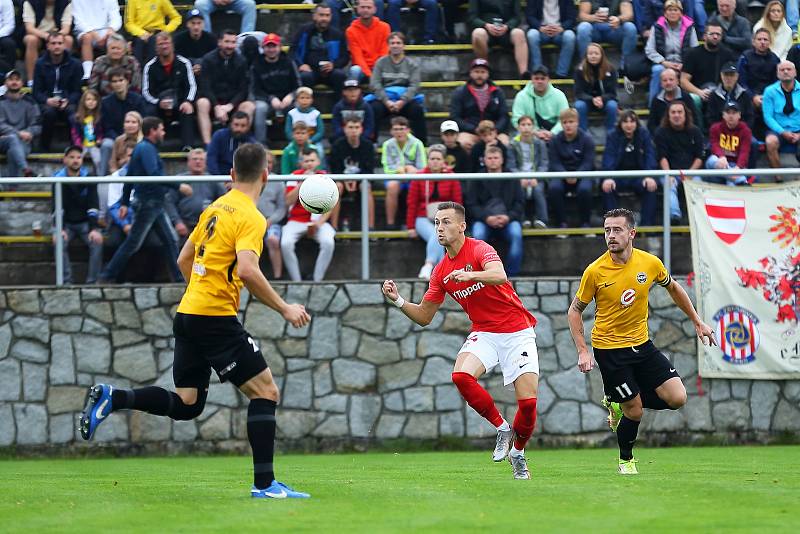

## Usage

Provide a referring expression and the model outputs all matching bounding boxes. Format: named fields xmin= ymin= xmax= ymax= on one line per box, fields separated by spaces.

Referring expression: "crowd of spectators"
xmin=0 ymin=0 xmax=798 ymax=282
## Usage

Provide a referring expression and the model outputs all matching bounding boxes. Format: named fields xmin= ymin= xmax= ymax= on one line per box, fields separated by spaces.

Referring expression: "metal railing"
xmin=1 ymin=167 xmax=797 ymax=284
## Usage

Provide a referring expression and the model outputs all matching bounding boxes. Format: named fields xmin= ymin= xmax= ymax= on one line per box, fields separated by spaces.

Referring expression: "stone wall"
xmin=1 ymin=281 xmax=799 ymax=454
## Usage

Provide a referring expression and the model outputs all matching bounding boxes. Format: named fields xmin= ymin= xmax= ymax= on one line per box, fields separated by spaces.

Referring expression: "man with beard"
xmin=206 ymin=111 xmax=256 ymax=176
xmin=681 ymin=23 xmax=736 ymax=116
xmin=252 ymin=33 xmax=301 ymax=144
xmin=196 ymin=29 xmax=254 ymax=145
xmin=0 ymin=69 xmax=39 ymax=178
xmin=290 ymin=3 xmax=352 ymax=97
xmin=450 ymin=58 xmax=510 ymax=152
xmin=33 ymin=31 xmax=82 ymax=151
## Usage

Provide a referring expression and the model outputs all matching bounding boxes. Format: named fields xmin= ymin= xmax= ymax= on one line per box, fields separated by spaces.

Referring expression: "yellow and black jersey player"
xmin=567 ymin=208 xmax=715 ymax=475
xmin=80 ymin=143 xmax=313 ymax=499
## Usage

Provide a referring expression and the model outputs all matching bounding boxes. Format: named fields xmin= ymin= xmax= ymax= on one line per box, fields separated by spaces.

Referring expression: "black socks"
xmin=110 ymin=387 xmax=206 ymax=420
xmin=617 ymin=416 xmax=641 ymax=461
xmin=248 ymin=398 xmax=278 ymax=490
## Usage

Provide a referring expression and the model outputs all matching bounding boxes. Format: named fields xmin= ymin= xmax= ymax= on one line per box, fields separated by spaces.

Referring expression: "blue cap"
xmin=187 ymin=8 xmax=203 ymax=20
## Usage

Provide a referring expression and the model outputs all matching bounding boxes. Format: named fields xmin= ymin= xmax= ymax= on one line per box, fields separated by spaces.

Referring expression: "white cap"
xmin=440 ymin=120 xmax=459 ymax=133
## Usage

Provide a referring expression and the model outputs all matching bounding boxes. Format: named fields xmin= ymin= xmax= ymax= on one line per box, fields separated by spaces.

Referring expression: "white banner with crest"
xmin=685 ymin=180 xmax=800 ymax=379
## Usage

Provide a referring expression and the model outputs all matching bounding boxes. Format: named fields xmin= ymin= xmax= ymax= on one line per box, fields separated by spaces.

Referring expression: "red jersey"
xmin=424 ymin=238 xmax=537 ymax=333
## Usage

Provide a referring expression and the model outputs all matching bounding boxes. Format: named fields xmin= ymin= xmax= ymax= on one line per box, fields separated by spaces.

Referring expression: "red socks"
xmin=451 ymin=372 xmax=504 ymax=427
xmin=512 ymin=398 xmax=537 ymax=450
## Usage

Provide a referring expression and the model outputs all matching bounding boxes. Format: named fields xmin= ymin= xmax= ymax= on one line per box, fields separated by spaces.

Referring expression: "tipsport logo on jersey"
xmin=713 ymin=305 xmax=760 ymax=364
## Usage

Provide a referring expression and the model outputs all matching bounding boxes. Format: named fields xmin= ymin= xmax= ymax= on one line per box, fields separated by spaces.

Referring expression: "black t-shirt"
xmin=654 ymin=126 xmax=705 ymax=169
xmin=174 ymin=30 xmax=218 ymax=63
xmin=682 ymin=45 xmax=736 ymax=89
xmin=618 ymin=137 xmax=639 ymax=170
xmin=305 ymin=30 xmax=330 ymax=68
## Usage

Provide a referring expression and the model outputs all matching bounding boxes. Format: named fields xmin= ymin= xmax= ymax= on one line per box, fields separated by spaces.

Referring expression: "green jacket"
xmin=381 ymin=134 xmax=427 ymax=174
xmin=281 ymin=141 xmax=326 ymax=175
xmin=511 ymin=82 xmax=569 ymax=133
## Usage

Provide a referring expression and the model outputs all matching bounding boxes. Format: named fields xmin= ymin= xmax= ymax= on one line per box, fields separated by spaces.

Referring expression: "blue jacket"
xmin=763 ymin=80 xmax=800 ymax=134
xmin=525 ymin=0 xmax=576 ymax=30
xmin=122 ymin=139 xmax=177 ymax=206
xmin=602 ymin=126 xmax=657 ymax=171
xmin=33 ymin=52 xmax=83 ymax=107
xmin=548 ymin=130 xmax=594 ymax=172
xmin=290 ymin=22 xmax=350 ymax=69
xmin=206 ymin=128 xmax=257 ymax=176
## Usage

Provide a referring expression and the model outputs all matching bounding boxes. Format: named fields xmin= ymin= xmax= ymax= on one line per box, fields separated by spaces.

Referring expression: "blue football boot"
xmin=79 ymin=384 xmax=113 ymax=440
xmin=251 ymin=481 xmax=311 ymax=499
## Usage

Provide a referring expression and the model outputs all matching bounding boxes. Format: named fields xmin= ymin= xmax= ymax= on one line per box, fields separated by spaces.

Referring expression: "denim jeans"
xmin=99 ymin=199 xmax=183 ymax=282
xmin=601 ymin=178 xmax=658 ymax=226
xmin=386 ymin=0 xmax=440 ymax=41
xmin=787 ymin=0 xmax=799 ymax=34
xmin=547 ymin=178 xmax=594 ymax=226
xmin=58 ymin=221 xmax=103 ymax=284
xmin=576 ymin=21 xmax=637 ymax=68
xmin=99 ymin=138 xmax=114 ymax=177
xmin=414 ymin=216 xmax=444 ymax=264
xmin=523 ymin=180 xmax=549 ymax=225
xmin=195 ymin=0 xmax=256 ymax=33
xmin=0 ymin=134 xmax=31 ymax=177
xmin=575 ymin=98 xmax=618 ymax=133
xmin=704 ymin=156 xmax=747 ymax=185
xmin=327 ymin=0 xmax=384 ymax=29
xmin=471 ymin=220 xmax=523 ymax=276
xmin=526 ymin=28 xmax=576 ymax=78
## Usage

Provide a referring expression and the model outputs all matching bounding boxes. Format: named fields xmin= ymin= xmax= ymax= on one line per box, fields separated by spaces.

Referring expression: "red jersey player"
xmin=381 ymin=201 xmax=539 ymax=480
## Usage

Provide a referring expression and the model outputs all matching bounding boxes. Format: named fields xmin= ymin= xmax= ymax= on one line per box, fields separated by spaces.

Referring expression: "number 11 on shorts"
xmin=615 ymin=383 xmax=633 ymax=398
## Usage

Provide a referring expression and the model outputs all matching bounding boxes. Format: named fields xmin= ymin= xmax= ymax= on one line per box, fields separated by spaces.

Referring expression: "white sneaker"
xmin=417 ymin=263 xmax=433 ymax=280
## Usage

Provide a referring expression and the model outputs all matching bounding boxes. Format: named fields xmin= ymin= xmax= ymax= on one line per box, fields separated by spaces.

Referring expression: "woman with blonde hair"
xmin=109 ymin=111 xmax=143 ymax=174
xmin=754 ymin=1 xmax=793 ymax=60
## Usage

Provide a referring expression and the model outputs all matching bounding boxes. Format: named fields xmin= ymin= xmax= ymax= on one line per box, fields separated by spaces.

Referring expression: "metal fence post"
xmin=662 ymin=172 xmax=671 ymax=272
xmin=360 ymin=178 xmax=370 ymax=280
xmin=54 ymin=181 xmax=64 ymax=286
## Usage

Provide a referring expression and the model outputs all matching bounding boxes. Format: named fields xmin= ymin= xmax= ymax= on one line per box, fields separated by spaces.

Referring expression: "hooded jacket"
xmin=199 ymin=49 xmax=250 ymax=107
xmin=0 ymin=93 xmax=42 ymax=138
xmin=602 ymin=126 xmax=657 ymax=171
xmin=645 ymin=15 xmax=697 ymax=64
xmin=345 ymin=17 xmax=390 ymax=77
xmin=207 ymin=127 xmax=257 ymax=176
xmin=331 ymin=95 xmax=375 ymax=140
xmin=465 ymin=176 xmax=525 ymax=223
xmin=54 ymin=166 xmax=99 ymax=228
xmin=406 ymin=172 xmax=463 ymax=230
xmin=251 ymin=52 xmax=301 ymax=101
xmin=511 ymin=81 xmax=569 ymax=132
xmin=450 ymin=81 xmax=509 ymax=133
xmin=290 ymin=21 xmax=350 ymax=69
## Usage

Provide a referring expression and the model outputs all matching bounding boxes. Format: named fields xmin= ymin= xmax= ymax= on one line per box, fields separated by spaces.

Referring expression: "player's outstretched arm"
xmin=567 ymin=298 xmax=595 ymax=373
xmin=665 ymin=279 xmax=717 ymax=346
xmin=177 ymin=240 xmax=195 ymax=283
xmin=381 ymin=279 xmax=441 ymax=326
xmin=237 ymin=250 xmax=310 ymax=328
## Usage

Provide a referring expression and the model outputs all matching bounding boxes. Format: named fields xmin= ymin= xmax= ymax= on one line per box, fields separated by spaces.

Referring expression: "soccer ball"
xmin=299 ymin=175 xmax=339 ymax=214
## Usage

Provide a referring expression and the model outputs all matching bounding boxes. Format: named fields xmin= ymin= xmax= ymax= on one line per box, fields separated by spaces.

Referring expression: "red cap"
xmin=263 ymin=33 xmax=281 ymax=46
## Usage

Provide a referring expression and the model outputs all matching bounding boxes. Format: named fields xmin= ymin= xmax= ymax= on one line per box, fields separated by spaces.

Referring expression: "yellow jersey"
xmin=576 ymin=248 xmax=671 ymax=349
xmin=177 ymin=188 xmax=266 ymax=317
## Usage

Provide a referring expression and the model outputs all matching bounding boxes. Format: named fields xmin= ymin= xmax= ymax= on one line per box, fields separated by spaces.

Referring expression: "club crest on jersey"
xmin=636 ymin=272 xmax=647 ymax=284
xmin=713 ymin=305 xmax=759 ymax=364
xmin=464 ymin=264 xmax=473 ymax=272
xmin=620 ymin=288 xmax=636 ymax=307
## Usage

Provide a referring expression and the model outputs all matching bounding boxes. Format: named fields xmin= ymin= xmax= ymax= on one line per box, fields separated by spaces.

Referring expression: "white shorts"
xmin=78 ymin=28 xmax=110 ymax=43
xmin=458 ymin=327 xmax=540 ymax=386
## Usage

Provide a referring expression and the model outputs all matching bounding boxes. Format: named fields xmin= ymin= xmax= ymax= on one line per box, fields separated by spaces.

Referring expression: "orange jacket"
xmin=345 ymin=18 xmax=390 ymax=78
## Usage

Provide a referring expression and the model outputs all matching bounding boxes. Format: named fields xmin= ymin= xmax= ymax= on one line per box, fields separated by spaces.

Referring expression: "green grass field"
xmin=1 ymin=447 xmax=799 ymax=533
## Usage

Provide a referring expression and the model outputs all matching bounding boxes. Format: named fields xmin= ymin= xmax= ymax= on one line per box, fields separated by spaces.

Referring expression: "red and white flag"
xmin=705 ymin=198 xmax=746 ymax=244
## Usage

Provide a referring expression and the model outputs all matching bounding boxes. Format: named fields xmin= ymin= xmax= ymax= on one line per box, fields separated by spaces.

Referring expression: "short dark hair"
xmin=142 ymin=116 xmax=164 ymax=136
xmin=344 ymin=117 xmax=363 ymax=126
xmin=221 ymin=29 xmax=238 ymax=38
xmin=231 ymin=110 xmax=250 ymax=122
xmin=437 ymin=201 xmax=466 ymax=221
xmin=390 ymin=116 xmax=409 ymax=128
xmin=603 ymin=208 xmax=636 ymax=228
xmin=108 ymin=67 xmax=127 ymax=81
xmin=313 ymin=2 xmax=332 ymax=12
xmin=46 ymin=30 xmax=63 ymax=43
xmin=302 ymin=147 xmax=320 ymax=158
xmin=233 ymin=143 xmax=267 ymax=183
xmin=485 ymin=145 xmax=504 ymax=158
xmin=754 ymin=27 xmax=772 ymax=40
xmin=388 ymin=31 xmax=406 ymax=43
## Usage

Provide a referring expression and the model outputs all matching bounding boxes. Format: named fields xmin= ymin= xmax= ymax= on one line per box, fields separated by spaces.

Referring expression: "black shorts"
xmin=488 ymin=31 xmax=514 ymax=48
xmin=173 ymin=312 xmax=268 ymax=389
xmin=592 ymin=340 xmax=680 ymax=403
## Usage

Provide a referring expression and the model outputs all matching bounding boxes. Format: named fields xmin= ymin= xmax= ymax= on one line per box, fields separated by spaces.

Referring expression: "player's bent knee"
xmin=173 ymin=388 xmax=208 ymax=420
xmin=668 ymin=390 xmax=688 ymax=409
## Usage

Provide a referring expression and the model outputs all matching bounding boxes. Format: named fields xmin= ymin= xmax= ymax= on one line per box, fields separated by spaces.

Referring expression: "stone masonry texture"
xmin=0 ymin=281 xmax=798 ymax=453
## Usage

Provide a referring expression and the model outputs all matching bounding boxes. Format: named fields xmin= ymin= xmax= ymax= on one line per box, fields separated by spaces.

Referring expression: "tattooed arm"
xmin=567 ymin=297 xmax=595 ymax=373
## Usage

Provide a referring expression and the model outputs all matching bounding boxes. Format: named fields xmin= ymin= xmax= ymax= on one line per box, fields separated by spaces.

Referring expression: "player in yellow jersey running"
xmin=80 ymin=144 xmax=313 ymax=499
xmin=567 ymin=208 xmax=715 ymax=475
